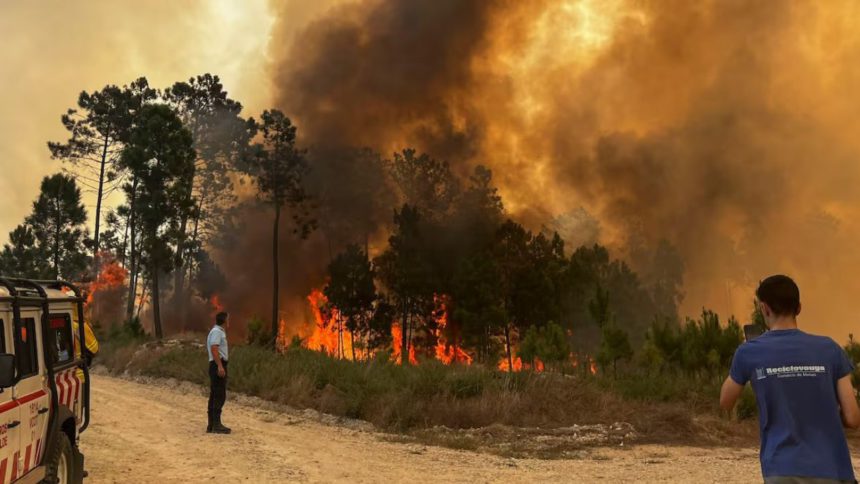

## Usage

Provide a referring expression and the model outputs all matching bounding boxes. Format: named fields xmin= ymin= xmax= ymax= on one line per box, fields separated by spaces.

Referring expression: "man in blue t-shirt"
xmin=721 ymin=275 xmax=860 ymax=483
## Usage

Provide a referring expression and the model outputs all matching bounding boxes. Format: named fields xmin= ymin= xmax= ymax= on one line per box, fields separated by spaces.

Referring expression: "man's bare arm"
xmin=836 ymin=375 xmax=860 ymax=429
xmin=720 ymin=376 xmax=744 ymax=411
xmin=211 ymin=344 xmax=225 ymax=377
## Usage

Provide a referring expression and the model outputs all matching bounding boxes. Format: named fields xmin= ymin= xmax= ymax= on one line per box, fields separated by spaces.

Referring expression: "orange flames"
xmin=390 ymin=322 xmax=418 ymax=365
xmin=432 ymin=295 xmax=472 ymax=365
xmin=497 ymin=351 xmax=544 ymax=373
xmin=305 ymin=289 xmax=343 ymax=357
xmin=285 ymin=287 xmax=598 ymax=375
xmin=276 ymin=318 xmax=289 ymax=351
xmin=301 ymin=289 xmax=368 ymax=360
xmin=85 ymin=259 xmax=127 ymax=308
xmin=210 ymin=294 xmax=224 ymax=314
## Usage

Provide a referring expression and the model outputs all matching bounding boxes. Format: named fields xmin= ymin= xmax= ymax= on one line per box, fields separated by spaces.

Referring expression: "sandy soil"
xmin=79 ymin=374 xmax=857 ymax=483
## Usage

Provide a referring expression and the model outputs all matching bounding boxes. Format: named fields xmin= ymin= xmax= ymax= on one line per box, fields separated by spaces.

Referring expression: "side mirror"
xmin=0 ymin=354 xmax=15 ymax=388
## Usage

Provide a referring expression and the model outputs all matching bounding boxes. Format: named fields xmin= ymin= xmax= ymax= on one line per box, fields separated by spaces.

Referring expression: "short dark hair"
xmin=216 ymin=312 xmax=229 ymax=326
xmin=756 ymin=275 xmax=800 ymax=317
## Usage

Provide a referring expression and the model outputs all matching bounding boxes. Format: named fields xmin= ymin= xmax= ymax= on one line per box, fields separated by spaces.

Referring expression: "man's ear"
xmin=760 ymin=302 xmax=773 ymax=319
xmin=796 ymin=302 xmax=802 ymax=317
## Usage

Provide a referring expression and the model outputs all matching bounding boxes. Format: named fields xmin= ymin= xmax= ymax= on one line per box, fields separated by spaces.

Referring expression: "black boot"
xmin=212 ymin=417 xmax=231 ymax=434
xmin=206 ymin=414 xmax=214 ymax=433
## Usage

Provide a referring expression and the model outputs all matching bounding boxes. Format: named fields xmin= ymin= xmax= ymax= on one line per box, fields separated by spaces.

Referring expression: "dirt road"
xmin=79 ymin=374 xmax=854 ymax=483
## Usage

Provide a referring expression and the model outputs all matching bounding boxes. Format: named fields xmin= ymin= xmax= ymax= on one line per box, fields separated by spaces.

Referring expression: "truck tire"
xmin=41 ymin=432 xmax=73 ymax=484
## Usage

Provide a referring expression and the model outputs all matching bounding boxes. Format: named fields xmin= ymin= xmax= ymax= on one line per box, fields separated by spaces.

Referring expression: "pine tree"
xmin=120 ymin=104 xmax=196 ymax=339
xmin=244 ymin=110 xmax=314 ymax=344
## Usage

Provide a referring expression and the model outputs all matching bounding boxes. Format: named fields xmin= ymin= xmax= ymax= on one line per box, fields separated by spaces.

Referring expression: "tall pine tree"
xmin=120 ymin=104 xmax=196 ymax=339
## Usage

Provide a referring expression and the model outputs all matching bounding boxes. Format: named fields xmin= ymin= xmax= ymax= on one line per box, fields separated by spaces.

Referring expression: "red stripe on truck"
xmin=0 ymin=389 xmax=46 ymax=414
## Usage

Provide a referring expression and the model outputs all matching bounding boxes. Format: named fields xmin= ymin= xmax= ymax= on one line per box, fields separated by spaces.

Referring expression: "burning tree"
xmin=324 ymin=244 xmax=377 ymax=361
xmin=374 ymin=205 xmax=434 ymax=365
xmin=162 ymin=74 xmax=252 ymax=319
xmin=244 ymin=110 xmax=315 ymax=345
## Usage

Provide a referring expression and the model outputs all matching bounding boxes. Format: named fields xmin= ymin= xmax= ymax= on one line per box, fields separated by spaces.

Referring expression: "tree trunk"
xmin=350 ymin=329 xmax=356 ymax=362
xmin=136 ymin=274 xmax=148 ymax=319
xmin=151 ymin=242 xmax=163 ymax=340
xmin=125 ymin=177 xmax=139 ymax=321
xmin=172 ymin=212 xmax=189 ymax=329
xmin=53 ymin=193 xmax=61 ymax=279
xmin=171 ymin=164 xmax=196 ymax=327
xmin=504 ymin=325 xmax=513 ymax=374
xmin=149 ymin=228 xmax=164 ymax=340
xmin=400 ymin=300 xmax=409 ymax=366
xmin=337 ymin=316 xmax=346 ymax=359
xmin=93 ymin=134 xmax=110 ymax=269
xmin=271 ymin=204 xmax=281 ymax=345
xmin=186 ymin=194 xmax=204 ymax=290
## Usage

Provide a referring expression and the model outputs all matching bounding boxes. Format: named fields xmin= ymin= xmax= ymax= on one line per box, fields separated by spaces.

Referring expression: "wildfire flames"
xmin=296 ymin=289 xmax=370 ymax=360
xmin=390 ymin=323 xmax=418 ymax=365
xmin=85 ymin=260 xmax=128 ymax=308
xmin=279 ymin=287 xmax=597 ymax=375
xmin=210 ymin=294 xmax=224 ymax=315
xmin=431 ymin=295 xmax=472 ymax=365
xmin=497 ymin=352 xmax=544 ymax=373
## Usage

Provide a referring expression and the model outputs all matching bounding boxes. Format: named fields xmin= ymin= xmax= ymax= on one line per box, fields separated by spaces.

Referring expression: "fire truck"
xmin=0 ymin=278 xmax=91 ymax=483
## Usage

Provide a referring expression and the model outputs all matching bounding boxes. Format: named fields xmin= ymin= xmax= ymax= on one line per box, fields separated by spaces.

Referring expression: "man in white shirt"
xmin=206 ymin=311 xmax=231 ymax=434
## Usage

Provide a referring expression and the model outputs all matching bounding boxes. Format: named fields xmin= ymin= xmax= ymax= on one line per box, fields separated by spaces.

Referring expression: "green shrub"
xmin=519 ymin=322 xmax=569 ymax=368
xmin=246 ymin=316 xmax=270 ymax=346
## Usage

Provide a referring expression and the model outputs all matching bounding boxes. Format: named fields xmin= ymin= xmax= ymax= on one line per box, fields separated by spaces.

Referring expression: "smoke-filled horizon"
xmin=3 ymin=1 xmax=860 ymax=339
xmin=237 ymin=0 xmax=860 ymax=340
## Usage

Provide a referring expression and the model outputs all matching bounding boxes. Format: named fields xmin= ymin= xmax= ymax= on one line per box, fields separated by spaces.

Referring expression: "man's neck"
xmin=768 ymin=318 xmax=798 ymax=331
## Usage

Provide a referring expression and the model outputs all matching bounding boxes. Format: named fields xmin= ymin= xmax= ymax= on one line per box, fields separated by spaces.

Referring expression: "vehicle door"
xmin=0 ymin=312 xmax=20 ymax=483
xmin=48 ymin=311 xmax=80 ymax=423
xmin=13 ymin=310 xmax=49 ymax=477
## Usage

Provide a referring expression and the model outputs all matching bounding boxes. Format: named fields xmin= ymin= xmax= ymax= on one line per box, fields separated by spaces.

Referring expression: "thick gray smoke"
xmin=225 ymin=0 xmax=860 ymax=339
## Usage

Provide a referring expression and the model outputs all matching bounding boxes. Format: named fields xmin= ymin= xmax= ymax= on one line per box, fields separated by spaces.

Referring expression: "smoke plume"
xmin=256 ymin=0 xmax=860 ymax=338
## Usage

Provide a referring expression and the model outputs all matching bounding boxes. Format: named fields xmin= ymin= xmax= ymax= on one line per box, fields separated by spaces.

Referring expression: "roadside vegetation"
xmin=97 ymin=320 xmax=766 ymax=451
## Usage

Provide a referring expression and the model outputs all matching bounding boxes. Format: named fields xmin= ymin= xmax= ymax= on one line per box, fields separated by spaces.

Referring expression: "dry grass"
xmin=96 ymin=338 xmax=758 ymax=456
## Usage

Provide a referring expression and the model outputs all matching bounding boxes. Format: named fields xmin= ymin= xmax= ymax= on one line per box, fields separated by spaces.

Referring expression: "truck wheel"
xmin=41 ymin=432 xmax=73 ymax=484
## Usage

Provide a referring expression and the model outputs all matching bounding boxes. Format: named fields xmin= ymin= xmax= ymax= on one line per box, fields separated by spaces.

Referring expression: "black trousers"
xmin=208 ymin=360 xmax=228 ymax=424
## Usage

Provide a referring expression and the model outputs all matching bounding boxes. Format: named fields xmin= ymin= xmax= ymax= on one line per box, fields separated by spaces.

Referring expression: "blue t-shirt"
xmin=730 ymin=329 xmax=855 ymax=480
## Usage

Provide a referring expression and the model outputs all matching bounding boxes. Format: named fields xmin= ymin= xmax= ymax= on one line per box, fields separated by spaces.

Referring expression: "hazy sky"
xmin=4 ymin=1 xmax=860 ymax=340
xmin=0 ymin=0 xmax=277 ymax=243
